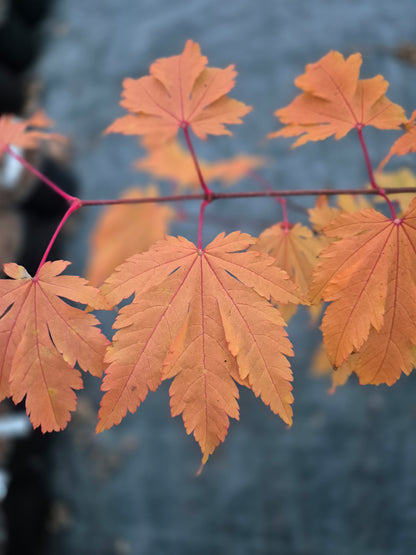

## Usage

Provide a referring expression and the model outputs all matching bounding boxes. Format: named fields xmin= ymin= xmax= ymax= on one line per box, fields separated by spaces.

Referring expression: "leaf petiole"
xmin=355 ymin=125 xmax=397 ymax=218
xmin=5 ymin=145 xmax=77 ymax=204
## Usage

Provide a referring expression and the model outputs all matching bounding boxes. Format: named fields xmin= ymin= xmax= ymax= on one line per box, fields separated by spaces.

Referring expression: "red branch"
xmin=79 ymin=187 xmax=416 ymax=206
xmin=182 ymin=124 xmax=212 ymax=197
xmin=7 ymin=145 xmax=416 ymax=271
xmin=5 ymin=146 xmax=77 ymax=203
xmin=355 ymin=125 xmax=396 ymax=218
xmin=35 ymin=199 xmax=82 ymax=277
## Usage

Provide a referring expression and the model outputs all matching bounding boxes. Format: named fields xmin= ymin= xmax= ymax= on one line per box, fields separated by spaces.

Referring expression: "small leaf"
xmin=379 ymin=111 xmax=416 ymax=170
xmin=269 ymin=51 xmax=406 ymax=147
xmin=0 ymin=261 xmax=109 ymax=431
xmin=137 ymin=139 xmax=265 ymax=190
xmin=374 ymin=167 xmax=416 ymax=214
xmin=253 ymin=222 xmax=318 ymax=320
xmin=106 ymin=40 xmax=252 ymax=147
xmin=0 ymin=111 xmax=65 ymax=154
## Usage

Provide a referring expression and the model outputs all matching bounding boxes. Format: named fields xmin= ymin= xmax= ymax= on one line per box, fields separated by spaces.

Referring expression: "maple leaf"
xmin=97 ymin=232 xmax=301 ymax=465
xmin=374 ymin=167 xmax=416 ymax=214
xmin=205 ymin=154 xmax=266 ymax=186
xmin=86 ymin=185 xmax=174 ymax=286
xmin=379 ymin=111 xmax=416 ymax=170
xmin=269 ymin=51 xmax=406 ymax=147
xmin=310 ymin=198 xmax=416 ymax=385
xmin=136 ymin=139 xmax=265 ymax=190
xmin=106 ymin=40 xmax=252 ymax=147
xmin=253 ymin=222 xmax=322 ymax=320
xmin=0 ymin=261 xmax=109 ymax=431
xmin=0 ymin=111 xmax=65 ymax=154
xmin=308 ymin=194 xmax=374 ymax=233
xmin=135 ymin=140 xmax=212 ymax=189
xmin=311 ymin=343 xmax=355 ymax=392
xmin=308 ymin=195 xmax=342 ymax=233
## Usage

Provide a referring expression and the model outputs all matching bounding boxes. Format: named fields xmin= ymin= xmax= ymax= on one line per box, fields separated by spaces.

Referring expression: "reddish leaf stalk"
xmin=355 ymin=126 xmax=396 ymax=218
xmin=5 ymin=146 xmax=77 ymax=204
xmin=198 ymin=199 xmax=212 ymax=250
xmin=35 ymin=199 xmax=81 ymax=277
xmin=77 ymin=186 xmax=416 ymax=207
xmin=10 ymin=143 xmax=416 ymax=274
xmin=249 ymin=170 xmax=290 ymax=230
xmin=182 ymin=124 xmax=212 ymax=197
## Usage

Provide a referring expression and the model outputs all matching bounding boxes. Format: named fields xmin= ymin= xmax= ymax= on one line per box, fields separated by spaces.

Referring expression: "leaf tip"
xmin=3 ymin=263 xmax=31 ymax=280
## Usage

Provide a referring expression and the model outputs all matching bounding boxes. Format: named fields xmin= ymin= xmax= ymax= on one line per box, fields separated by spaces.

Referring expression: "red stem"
xmin=249 ymin=170 xmax=289 ymax=230
xmin=356 ymin=126 xmax=396 ymax=218
xmin=198 ymin=200 xmax=212 ymax=250
xmin=77 ymin=186 xmax=416 ymax=207
xmin=5 ymin=146 xmax=77 ymax=203
xmin=182 ymin=125 xmax=212 ymax=197
xmin=35 ymin=199 xmax=81 ymax=277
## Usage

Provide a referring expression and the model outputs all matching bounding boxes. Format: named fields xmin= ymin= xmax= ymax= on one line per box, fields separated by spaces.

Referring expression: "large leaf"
xmin=97 ymin=232 xmax=302 ymax=465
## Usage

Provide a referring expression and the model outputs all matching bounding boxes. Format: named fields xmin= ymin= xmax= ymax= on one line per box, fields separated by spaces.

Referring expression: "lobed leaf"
xmin=269 ymin=51 xmax=406 ymax=147
xmin=311 ymin=198 xmax=416 ymax=384
xmin=97 ymin=232 xmax=302 ymax=466
xmin=106 ymin=40 xmax=252 ymax=147
xmin=0 ymin=261 xmax=109 ymax=431
xmin=253 ymin=222 xmax=322 ymax=320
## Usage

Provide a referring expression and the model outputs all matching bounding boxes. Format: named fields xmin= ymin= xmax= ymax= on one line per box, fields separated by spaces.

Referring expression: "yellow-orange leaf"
xmin=310 ymin=199 xmax=416 ymax=385
xmin=379 ymin=111 xmax=416 ymax=170
xmin=136 ymin=141 xmax=212 ymax=189
xmin=106 ymin=40 xmax=252 ymax=147
xmin=0 ymin=111 xmax=65 ymax=154
xmin=308 ymin=195 xmax=342 ymax=233
xmin=205 ymin=154 xmax=266 ymax=186
xmin=86 ymin=186 xmax=174 ymax=286
xmin=311 ymin=343 xmax=355 ymax=392
xmin=309 ymin=194 xmax=374 ymax=233
xmin=269 ymin=51 xmax=406 ymax=147
xmin=0 ymin=261 xmax=109 ymax=431
xmin=253 ymin=223 xmax=320 ymax=319
xmin=136 ymin=139 xmax=265 ymax=190
xmin=374 ymin=167 xmax=416 ymax=214
xmin=97 ymin=232 xmax=301 ymax=465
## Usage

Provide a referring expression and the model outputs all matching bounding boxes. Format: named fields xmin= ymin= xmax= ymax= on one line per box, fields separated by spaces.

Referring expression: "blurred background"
xmin=1 ymin=0 xmax=416 ymax=553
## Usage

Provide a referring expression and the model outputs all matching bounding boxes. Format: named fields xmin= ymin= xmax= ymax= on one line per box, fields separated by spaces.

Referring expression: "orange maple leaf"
xmin=0 ymin=111 xmax=65 ymax=153
xmin=106 ymin=40 xmax=252 ymax=147
xmin=269 ymin=51 xmax=406 ymax=147
xmin=310 ymin=198 xmax=416 ymax=385
xmin=308 ymin=194 xmax=374 ymax=233
xmin=205 ymin=154 xmax=266 ymax=186
xmin=0 ymin=261 xmax=109 ymax=431
xmin=253 ymin=222 xmax=322 ymax=320
xmin=135 ymin=140 xmax=212 ymax=189
xmin=311 ymin=343 xmax=355 ymax=392
xmin=97 ymin=232 xmax=301 ymax=465
xmin=86 ymin=185 xmax=174 ymax=286
xmin=136 ymin=139 xmax=265 ymax=190
xmin=373 ymin=167 xmax=416 ymax=214
xmin=378 ymin=111 xmax=416 ymax=170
